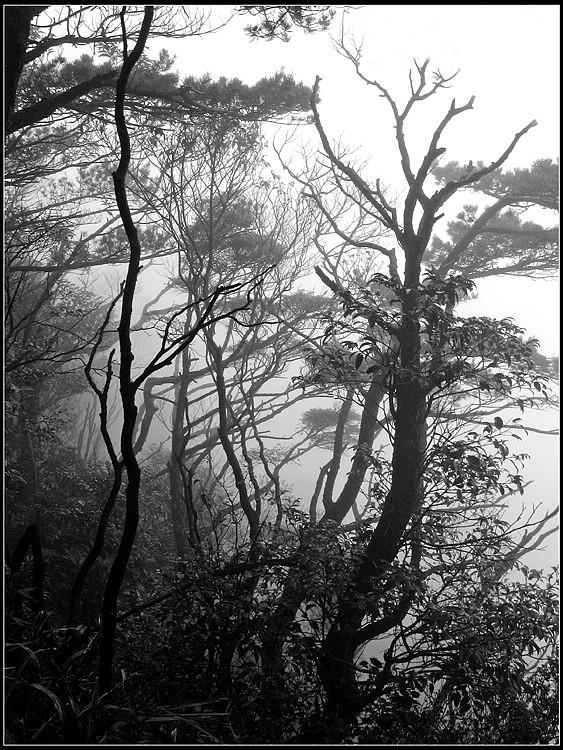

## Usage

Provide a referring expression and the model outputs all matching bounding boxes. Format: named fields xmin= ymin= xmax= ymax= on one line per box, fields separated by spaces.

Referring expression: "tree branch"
xmin=7 ymin=71 xmax=118 ymax=134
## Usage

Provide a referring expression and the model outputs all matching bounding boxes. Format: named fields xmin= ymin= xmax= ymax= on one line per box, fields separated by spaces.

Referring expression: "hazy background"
xmin=134 ymin=5 xmax=560 ymax=565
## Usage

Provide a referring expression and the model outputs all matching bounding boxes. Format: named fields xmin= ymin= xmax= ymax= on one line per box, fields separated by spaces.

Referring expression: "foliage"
xmin=240 ymin=5 xmax=336 ymax=41
xmin=352 ymin=568 xmax=559 ymax=744
xmin=117 ymin=514 xmax=355 ymax=742
xmin=428 ymin=159 xmax=559 ymax=278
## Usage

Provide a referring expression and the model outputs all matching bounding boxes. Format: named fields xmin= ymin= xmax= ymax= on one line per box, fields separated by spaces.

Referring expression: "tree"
xmin=95 ymin=4 xmax=155 ymax=699
xmin=241 ymin=5 xmax=336 ymax=41
xmin=353 ymin=566 xmax=559 ymax=744
xmin=93 ymin=7 xmax=293 ymax=696
xmin=4 ymin=196 xmax=116 ymax=570
xmin=254 ymin=52 xmax=557 ymax=739
xmin=11 ymin=0 xmax=342 ymax=702
xmin=4 ymin=5 xmax=48 ymax=127
xmin=428 ymin=158 xmax=558 ymax=278
xmin=3 ymin=2 xmax=342 ymax=558
xmin=4 ymin=0 xmax=339 ymax=620
xmin=5 ymin=5 xmax=334 ymax=136
xmin=121 ymin=112 xmax=334 ymax=561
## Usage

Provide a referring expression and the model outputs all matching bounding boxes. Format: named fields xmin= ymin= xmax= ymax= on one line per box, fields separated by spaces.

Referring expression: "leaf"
xmin=29 ymin=683 xmax=66 ymax=724
xmin=494 ymin=416 xmax=504 ymax=429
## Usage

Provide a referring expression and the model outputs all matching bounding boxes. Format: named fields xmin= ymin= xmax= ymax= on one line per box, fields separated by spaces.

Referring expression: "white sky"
xmin=161 ymin=4 xmax=559 ymax=164
xmin=158 ymin=4 xmax=560 ymax=355
xmin=155 ymin=5 xmax=559 ymax=566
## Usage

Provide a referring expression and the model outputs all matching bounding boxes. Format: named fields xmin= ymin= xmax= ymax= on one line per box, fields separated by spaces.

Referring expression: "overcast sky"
xmin=156 ymin=4 xmax=559 ymax=355
xmin=150 ymin=5 xmax=560 ymax=566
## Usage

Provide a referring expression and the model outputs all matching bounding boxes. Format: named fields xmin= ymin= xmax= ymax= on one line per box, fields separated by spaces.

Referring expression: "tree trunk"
xmin=323 ymin=375 xmax=386 ymax=524
xmin=319 ymin=254 xmax=427 ymax=734
xmin=321 ymin=389 xmax=354 ymax=510
xmin=4 ymin=6 xmax=47 ymax=129
xmin=97 ymin=6 xmax=154 ymax=698
xmin=68 ymin=465 xmax=123 ymax=626
xmin=168 ymin=357 xmax=191 ymax=559
xmin=260 ymin=372 xmax=387 ymax=679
